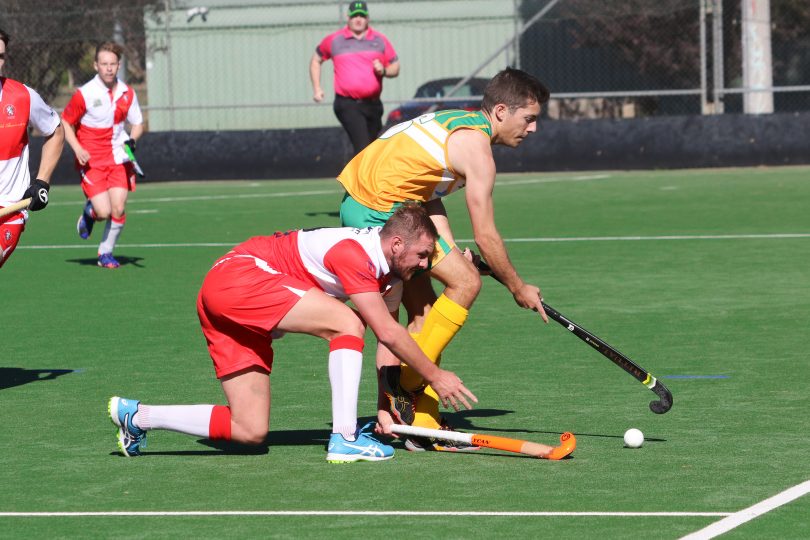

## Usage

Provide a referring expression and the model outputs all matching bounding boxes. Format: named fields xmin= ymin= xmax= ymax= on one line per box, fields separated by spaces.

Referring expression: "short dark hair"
xmin=95 ymin=41 xmax=123 ymax=61
xmin=381 ymin=203 xmax=438 ymax=244
xmin=0 ymin=28 xmax=9 ymax=47
xmin=481 ymin=67 xmax=550 ymax=113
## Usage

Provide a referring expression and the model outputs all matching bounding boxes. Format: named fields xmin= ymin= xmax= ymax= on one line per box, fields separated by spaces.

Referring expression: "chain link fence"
xmin=2 ymin=0 xmax=809 ymax=131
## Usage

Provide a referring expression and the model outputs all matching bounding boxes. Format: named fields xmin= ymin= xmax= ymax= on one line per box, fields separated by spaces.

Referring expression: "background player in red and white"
xmin=61 ymin=41 xmax=143 ymax=269
xmin=0 ymin=28 xmax=64 ymax=269
xmin=108 ymin=205 xmax=477 ymax=462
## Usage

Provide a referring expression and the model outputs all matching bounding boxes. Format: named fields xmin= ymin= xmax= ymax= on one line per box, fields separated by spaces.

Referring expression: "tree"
xmin=1 ymin=0 xmax=163 ymax=102
xmin=551 ymin=0 xmax=810 ymax=90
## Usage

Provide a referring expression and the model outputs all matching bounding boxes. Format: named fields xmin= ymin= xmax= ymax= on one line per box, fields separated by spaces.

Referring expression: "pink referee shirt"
xmin=316 ymin=26 xmax=398 ymax=100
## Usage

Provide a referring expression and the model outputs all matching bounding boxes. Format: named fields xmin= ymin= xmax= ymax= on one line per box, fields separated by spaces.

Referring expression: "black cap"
xmin=348 ymin=1 xmax=368 ymax=17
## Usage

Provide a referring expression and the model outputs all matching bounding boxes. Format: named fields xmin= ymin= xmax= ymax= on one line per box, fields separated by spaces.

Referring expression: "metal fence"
xmin=2 ymin=0 xmax=809 ymax=131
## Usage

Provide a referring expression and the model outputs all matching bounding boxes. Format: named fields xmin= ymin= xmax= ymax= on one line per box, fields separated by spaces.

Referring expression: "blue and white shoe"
xmin=326 ymin=422 xmax=394 ymax=463
xmin=98 ymin=253 xmax=120 ymax=269
xmin=108 ymin=396 xmax=147 ymax=457
xmin=77 ymin=201 xmax=94 ymax=239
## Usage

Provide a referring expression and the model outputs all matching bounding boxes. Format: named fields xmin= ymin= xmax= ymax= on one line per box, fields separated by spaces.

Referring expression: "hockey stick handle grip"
xmin=0 ymin=198 xmax=32 ymax=218
xmin=391 ymin=423 xmax=473 ymax=444
xmin=390 ymin=424 xmax=574 ymax=459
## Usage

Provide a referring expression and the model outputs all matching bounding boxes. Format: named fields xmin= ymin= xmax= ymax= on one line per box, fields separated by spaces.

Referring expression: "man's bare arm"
xmin=309 ymin=53 xmax=325 ymax=102
xmin=61 ymin=118 xmax=90 ymax=166
xmin=448 ymin=129 xmax=547 ymax=319
xmin=36 ymin=124 xmax=64 ymax=182
xmin=351 ymin=291 xmax=477 ymax=410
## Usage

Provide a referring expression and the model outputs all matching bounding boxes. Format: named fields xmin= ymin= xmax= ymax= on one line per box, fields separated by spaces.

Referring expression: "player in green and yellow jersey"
xmin=337 ymin=68 xmax=551 ymax=450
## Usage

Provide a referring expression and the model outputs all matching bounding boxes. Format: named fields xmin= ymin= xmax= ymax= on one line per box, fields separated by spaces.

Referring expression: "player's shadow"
xmin=125 ymin=428 xmax=328 ymax=457
xmin=304 ymin=211 xmax=340 ymax=218
xmin=0 ymin=367 xmax=76 ymax=391
xmin=65 ymin=255 xmax=145 ymax=268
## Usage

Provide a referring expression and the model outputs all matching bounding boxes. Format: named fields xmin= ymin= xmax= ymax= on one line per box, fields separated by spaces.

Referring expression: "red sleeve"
xmin=322 ymin=239 xmax=381 ymax=294
xmin=316 ymin=32 xmax=335 ymax=61
xmin=61 ymin=90 xmax=86 ymax=125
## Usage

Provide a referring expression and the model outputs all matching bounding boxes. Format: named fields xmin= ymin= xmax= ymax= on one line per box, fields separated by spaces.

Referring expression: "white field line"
xmin=44 ymin=174 xmax=612 ymax=208
xmin=16 ymin=233 xmax=810 ymax=251
xmin=45 ymin=188 xmax=342 ymax=207
xmin=679 ymin=479 xmax=810 ymax=540
xmin=0 ymin=511 xmax=729 ymax=518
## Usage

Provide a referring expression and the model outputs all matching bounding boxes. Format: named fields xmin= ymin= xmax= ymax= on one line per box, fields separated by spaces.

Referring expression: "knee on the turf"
xmin=237 ymin=429 xmax=268 ymax=446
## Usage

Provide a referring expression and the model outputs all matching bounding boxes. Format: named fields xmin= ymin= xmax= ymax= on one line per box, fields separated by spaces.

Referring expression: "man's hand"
xmin=75 ymin=146 xmax=91 ymax=166
xmin=313 ymin=89 xmax=325 ymax=102
xmin=462 ymin=247 xmax=482 ymax=269
xmin=372 ymin=58 xmax=385 ymax=76
xmin=513 ymin=283 xmax=549 ymax=322
xmin=375 ymin=408 xmax=395 ymax=436
xmin=427 ymin=368 xmax=478 ymax=411
xmin=23 ymin=179 xmax=50 ymax=211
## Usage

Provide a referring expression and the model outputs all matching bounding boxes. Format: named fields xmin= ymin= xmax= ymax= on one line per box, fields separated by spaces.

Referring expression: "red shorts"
xmin=197 ymin=254 xmax=315 ymax=379
xmin=80 ymin=162 xmax=136 ymax=199
xmin=0 ymin=210 xmax=27 ymax=269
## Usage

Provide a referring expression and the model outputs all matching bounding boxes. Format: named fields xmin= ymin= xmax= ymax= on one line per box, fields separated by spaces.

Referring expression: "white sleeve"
xmin=26 ymin=86 xmax=61 ymax=136
xmin=127 ymin=92 xmax=143 ymax=126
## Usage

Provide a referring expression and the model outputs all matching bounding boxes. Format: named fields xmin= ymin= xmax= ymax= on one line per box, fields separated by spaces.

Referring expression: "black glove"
xmin=23 ymin=179 xmax=50 ymax=211
xmin=124 ymin=139 xmax=137 ymax=154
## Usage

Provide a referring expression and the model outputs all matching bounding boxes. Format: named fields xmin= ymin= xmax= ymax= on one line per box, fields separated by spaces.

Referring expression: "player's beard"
xmin=390 ymin=250 xmax=416 ymax=281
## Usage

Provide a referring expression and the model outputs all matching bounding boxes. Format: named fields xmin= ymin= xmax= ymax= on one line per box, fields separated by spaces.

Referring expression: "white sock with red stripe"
xmin=328 ymin=335 xmax=364 ymax=441
xmin=135 ymin=404 xmax=232 ymax=439
xmin=98 ymin=214 xmax=125 ymax=255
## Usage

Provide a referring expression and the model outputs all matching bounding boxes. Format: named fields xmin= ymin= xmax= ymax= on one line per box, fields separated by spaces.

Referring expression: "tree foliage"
xmin=0 ymin=0 xmax=163 ymax=101
xmin=553 ymin=0 xmax=810 ymax=88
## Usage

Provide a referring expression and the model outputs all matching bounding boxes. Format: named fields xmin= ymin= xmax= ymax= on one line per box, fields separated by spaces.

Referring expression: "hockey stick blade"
xmin=478 ymin=260 xmax=672 ymax=414
xmin=124 ymin=143 xmax=146 ymax=177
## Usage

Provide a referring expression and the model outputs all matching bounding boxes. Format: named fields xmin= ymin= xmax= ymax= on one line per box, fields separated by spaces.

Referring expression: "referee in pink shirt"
xmin=310 ymin=1 xmax=400 ymax=155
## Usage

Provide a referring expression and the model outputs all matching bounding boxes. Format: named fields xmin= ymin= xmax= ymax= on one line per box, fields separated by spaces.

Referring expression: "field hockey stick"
xmin=123 ymin=141 xmax=145 ymax=177
xmin=391 ymin=424 xmax=576 ymax=460
xmin=0 ymin=198 xmax=32 ymax=219
xmin=477 ymin=260 xmax=673 ymax=414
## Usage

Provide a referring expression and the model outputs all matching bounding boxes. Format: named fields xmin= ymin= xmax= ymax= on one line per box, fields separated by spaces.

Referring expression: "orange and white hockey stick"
xmin=391 ymin=424 xmax=576 ymax=460
xmin=0 ymin=198 xmax=31 ymax=219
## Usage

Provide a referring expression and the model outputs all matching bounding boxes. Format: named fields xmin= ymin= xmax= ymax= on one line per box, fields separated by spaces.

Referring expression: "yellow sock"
xmin=400 ymin=294 xmax=468 ymax=427
xmin=401 ymin=294 xmax=468 ymax=390
xmin=413 ymin=385 xmax=442 ymax=429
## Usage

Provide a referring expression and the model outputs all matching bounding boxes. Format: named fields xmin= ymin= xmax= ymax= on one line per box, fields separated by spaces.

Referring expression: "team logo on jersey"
xmin=93 ymin=99 xmax=103 ymax=108
xmin=4 ymin=230 xmax=11 ymax=242
xmin=4 ymin=104 xmax=15 ymax=117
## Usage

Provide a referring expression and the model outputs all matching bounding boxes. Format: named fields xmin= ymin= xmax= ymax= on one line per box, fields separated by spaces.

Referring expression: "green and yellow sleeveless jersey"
xmin=338 ymin=110 xmax=492 ymax=212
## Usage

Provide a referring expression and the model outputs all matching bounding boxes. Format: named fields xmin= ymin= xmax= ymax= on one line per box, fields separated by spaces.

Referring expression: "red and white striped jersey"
xmin=230 ymin=226 xmax=401 ymax=307
xmin=61 ymin=75 xmax=143 ymax=168
xmin=0 ymin=77 xmax=61 ymax=207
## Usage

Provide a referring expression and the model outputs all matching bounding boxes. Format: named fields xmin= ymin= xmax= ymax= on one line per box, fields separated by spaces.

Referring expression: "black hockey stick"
xmin=478 ymin=260 xmax=672 ymax=414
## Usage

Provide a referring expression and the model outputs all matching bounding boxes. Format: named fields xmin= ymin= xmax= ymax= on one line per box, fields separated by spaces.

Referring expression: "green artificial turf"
xmin=1 ymin=167 xmax=808 ymax=539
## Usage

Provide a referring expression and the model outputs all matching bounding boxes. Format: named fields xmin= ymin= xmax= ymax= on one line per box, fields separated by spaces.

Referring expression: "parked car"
xmin=384 ymin=77 xmax=489 ymax=129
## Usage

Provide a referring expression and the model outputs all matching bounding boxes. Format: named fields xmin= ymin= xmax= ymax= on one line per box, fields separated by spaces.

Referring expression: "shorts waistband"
xmin=335 ymin=93 xmax=381 ymax=103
